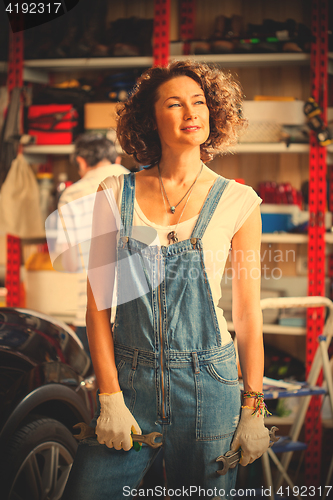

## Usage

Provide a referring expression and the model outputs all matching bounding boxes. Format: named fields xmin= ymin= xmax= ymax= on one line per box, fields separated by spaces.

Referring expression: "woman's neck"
xmin=158 ymin=148 xmax=202 ymax=183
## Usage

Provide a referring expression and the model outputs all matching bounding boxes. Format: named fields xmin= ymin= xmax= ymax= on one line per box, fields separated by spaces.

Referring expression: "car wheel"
xmin=2 ymin=417 xmax=78 ymax=500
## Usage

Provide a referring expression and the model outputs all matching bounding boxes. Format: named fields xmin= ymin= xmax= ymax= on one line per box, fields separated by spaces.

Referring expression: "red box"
xmin=27 ymin=104 xmax=78 ymax=145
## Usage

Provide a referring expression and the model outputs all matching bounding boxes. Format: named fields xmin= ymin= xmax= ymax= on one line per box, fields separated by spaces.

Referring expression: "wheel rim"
xmin=9 ymin=441 xmax=74 ymax=500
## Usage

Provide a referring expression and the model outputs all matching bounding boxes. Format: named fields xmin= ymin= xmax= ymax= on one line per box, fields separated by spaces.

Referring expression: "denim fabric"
xmin=63 ymin=173 xmax=241 ymax=500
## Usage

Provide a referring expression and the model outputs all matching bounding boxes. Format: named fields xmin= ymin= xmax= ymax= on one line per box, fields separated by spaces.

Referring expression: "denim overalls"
xmin=64 ymin=173 xmax=241 ymax=500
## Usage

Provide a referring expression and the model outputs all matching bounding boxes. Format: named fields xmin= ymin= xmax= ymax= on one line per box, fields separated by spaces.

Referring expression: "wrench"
xmin=131 ymin=433 xmax=163 ymax=448
xmin=216 ymin=426 xmax=280 ymax=476
xmin=73 ymin=422 xmax=163 ymax=448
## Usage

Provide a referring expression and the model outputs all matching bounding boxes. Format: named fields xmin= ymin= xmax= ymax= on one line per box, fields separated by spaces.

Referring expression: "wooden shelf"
xmin=23 ymin=142 xmax=332 ymax=156
xmin=261 ymin=233 xmax=308 ymax=244
xmin=23 ymin=144 xmax=75 ymax=155
xmin=1 ymin=53 xmax=312 ymax=83
xmin=22 ymin=142 xmax=311 ymax=156
xmin=172 ymin=52 xmax=311 ymax=67
xmin=265 ymin=415 xmax=333 ymax=428
xmin=227 ymin=321 xmax=306 ymax=335
xmin=233 ymin=143 xmax=310 ymax=154
xmin=261 ymin=233 xmax=333 ymax=244
xmin=18 ymin=52 xmax=311 ymax=71
xmin=24 ymin=56 xmax=153 ymax=71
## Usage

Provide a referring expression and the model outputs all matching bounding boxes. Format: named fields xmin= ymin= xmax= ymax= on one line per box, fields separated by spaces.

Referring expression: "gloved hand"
xmin=96 ymin=391 xmax=141 ymax=451
xmin=231 ymin=407 xmax=270 ymax=466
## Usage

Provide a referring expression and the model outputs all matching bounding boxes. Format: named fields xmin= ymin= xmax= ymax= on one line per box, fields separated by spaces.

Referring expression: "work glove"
xmin=231 ymin=407 xmax=270 ymax=466
xmin=96 ymin=391 xmax=141 ymax=451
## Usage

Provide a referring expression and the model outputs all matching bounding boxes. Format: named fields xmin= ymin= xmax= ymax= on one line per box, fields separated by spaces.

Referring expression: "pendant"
xmin=167 ymin=231 xmax=178 ymax=244
xmin=170 ymin=206 xmax=175 ymax=214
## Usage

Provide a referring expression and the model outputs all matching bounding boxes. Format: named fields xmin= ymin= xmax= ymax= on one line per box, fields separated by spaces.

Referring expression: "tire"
xmin=1 ymin=417 xmax=78 ymax=500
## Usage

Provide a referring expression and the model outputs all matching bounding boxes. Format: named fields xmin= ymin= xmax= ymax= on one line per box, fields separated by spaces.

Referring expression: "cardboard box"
xmin=242 ymin=100 xmax=306 ymax=125
xmin=84 ymin=102 xmax=118 ymax=130
xmin=239 ymin=100 xmax=306 ymax=143
xmin=25 ymin=270 xmax=83 ymax=318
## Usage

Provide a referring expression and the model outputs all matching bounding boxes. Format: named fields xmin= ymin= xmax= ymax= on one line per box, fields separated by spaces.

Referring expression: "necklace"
xmin=158 ymin=162 xmax=203 ymax=214
xmin=158 ymin=163 xmax=203 ymax=244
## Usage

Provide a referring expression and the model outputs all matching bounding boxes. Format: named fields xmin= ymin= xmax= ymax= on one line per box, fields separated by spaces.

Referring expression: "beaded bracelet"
xmin=242 ymin=391 xmax=272 ymax=417
xmin=243 ymin=391 xmax=264 ymax=399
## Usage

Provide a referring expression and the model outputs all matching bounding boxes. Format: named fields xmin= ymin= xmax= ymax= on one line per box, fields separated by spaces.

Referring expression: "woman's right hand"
xmin=96 ymin=392 xmax=142 ymax=451
xmin=231 ymin=407 xmax=270 ymax=466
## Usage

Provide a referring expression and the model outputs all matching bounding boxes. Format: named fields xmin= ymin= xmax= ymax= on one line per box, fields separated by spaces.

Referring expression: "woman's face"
xmin=154 ymin=75 xmax=210 ymax=152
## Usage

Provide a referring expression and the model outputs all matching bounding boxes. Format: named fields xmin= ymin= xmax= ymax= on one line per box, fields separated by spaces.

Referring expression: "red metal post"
xmin=180 ymin=0 xmax=195 ymax=55
xmin=329 ymin=165 xmax=333 ymax=213
xmin=306 ymin=0 xmax=328 ymax=486
xmin=329 ymin=165 xmax=333 ymax=302
xmin=6 ymin=236 xmax=22 ymax=307
xmin=153 ymin=0 xmax=170 ymax=67
xmin=5 ymin=28 xmax=24 ymax=307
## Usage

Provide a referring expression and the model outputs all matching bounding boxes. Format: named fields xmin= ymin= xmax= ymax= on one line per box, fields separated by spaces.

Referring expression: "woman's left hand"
xmin=231 ymin=407 xmax=270 ymax=466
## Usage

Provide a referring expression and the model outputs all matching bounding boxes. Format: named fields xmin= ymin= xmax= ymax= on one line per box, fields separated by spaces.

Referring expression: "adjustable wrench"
xmin=216 ymin=426 xmax=279 ymax=475
xmin=73 ymin=422 xmax=163 ymax=448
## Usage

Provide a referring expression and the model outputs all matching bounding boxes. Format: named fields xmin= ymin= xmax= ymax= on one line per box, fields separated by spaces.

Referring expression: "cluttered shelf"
xmin=0 ymin=52 xmax=312 ymax=74
xmin=23 ymin=142 xmax=318 ymax=156
xmin=3 ymin=50 xmax=328 ymax=84
xmin=227 ymin=321 xmax=306 ymax=335
xmin=24 ymin=51 xmax=312 ymax=69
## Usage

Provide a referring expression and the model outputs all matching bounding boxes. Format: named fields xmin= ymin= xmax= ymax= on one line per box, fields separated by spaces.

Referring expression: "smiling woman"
xmin=117 ymin=60 xmax=246 ymax=165
xmin=62 ymin=60 xmax=269 ymax=500
xmin=154 ymin=76 xmax=210 ymax=153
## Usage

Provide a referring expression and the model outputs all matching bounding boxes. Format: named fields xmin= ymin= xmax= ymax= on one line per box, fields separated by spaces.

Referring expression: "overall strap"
xmin=120 ymin=172 xmax=135 ymax=237
xmin=191 ymin=176 xmax=229 ymax=239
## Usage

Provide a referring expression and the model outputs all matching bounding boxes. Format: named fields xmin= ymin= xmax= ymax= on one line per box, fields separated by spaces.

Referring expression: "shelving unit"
xmin=3 ymin=0 xmax=332 ymax=488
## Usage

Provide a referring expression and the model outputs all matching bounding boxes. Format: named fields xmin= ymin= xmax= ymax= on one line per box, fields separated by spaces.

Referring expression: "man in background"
xmin=56 ymin=133 xmax=128 ymax=355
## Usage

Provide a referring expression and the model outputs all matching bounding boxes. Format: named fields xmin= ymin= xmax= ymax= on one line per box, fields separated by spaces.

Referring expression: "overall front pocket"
xmin=195 ymin=353 xmax=241 ymax=441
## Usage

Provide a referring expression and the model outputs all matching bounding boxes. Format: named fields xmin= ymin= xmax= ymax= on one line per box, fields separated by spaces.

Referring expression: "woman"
xmin=63 ymin=60 xmax=270 ymax=499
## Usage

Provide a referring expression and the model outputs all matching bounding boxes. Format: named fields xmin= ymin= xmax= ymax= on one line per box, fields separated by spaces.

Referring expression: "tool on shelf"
xmin=303 ymin=97 xmax=332 ymax=147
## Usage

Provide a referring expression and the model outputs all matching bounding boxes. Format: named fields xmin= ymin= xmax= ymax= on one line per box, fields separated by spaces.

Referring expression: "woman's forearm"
xmin=234 ymin=309 xmax=264 ymax=394
xmin=86 ymin=308 xmax=120 ymax=394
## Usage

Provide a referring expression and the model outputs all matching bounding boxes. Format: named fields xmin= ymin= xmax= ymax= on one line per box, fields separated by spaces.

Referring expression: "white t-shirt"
xmin=99 ymin=169 xmax=262 ymax=345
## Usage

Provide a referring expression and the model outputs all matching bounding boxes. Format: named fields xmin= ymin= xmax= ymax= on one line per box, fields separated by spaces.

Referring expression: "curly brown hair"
xmin=116 ymin=60 xmax=246 ymax=165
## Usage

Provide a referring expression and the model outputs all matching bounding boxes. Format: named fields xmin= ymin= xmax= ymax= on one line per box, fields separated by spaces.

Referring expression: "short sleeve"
xmin=99 ymin=174 xmax=124 ymax=229
xmin=87 ymin=177 xmax=123 ymax=311
xmin=232 ymin=185 xmax=262 ymax=237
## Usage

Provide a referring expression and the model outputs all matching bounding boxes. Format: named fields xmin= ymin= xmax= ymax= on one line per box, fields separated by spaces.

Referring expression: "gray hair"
xmin=74 ymin=133 xmax=119 ymax=166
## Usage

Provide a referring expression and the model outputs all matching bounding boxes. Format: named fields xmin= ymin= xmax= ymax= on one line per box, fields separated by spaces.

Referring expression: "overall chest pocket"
xmin=194 ymin=351 xmax=241 ymax=441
